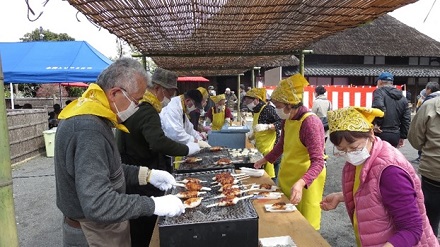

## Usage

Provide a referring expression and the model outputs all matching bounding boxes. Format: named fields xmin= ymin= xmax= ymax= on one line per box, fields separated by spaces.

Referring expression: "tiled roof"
xmin=304 ymin=65 xmax=440 ymax=77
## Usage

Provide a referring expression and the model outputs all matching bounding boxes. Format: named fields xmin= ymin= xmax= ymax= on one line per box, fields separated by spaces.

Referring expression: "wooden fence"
xmin=7 ymin=109 xmax=48 ymax=164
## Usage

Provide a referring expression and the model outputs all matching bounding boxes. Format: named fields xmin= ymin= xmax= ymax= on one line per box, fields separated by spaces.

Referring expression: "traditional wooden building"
xmin=301 ymin=14 xmax=440 ymax=102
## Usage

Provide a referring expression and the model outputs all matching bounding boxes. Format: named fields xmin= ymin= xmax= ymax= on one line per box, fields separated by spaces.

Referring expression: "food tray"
xmin=259 ymin=236 xmax=297 ymax=247
xmin=228 ymin=148 xmax=264 ymax=169
xmin=264 ymin=204 xmax=297 ymax=213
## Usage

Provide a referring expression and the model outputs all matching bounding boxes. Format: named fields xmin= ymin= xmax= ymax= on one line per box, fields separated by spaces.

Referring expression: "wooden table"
xmin=150 ymin=172 xmax=330 ymax=247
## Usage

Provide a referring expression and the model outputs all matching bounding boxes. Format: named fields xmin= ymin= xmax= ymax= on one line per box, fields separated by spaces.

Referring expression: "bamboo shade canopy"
xmin=67 ymin=0 xmax=417 ymax=76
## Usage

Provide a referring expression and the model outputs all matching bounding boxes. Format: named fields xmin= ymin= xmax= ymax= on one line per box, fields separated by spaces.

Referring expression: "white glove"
xmin=148 ymin=169 xmax=176 ymax=191
xmin=187 ymin=141 xmax=201 ymax=155
xmin=151 ymin=195 xmax=185 ymax=217
xmin=198 ymin=140 xmax=211 ymax=148
xmin=254 ymin=124 xmax=270 ymax=132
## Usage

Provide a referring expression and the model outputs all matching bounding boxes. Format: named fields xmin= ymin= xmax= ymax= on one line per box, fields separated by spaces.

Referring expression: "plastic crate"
xmin=208 ymin=126 xmax=249 ymax=149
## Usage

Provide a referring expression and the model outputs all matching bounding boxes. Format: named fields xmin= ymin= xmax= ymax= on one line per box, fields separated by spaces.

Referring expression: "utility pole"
xmin=0 ymin=56 xmax=19 ymax=246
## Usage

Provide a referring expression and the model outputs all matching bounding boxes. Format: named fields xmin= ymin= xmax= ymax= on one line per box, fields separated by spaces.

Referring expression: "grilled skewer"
xmin=176 ymin=191 xmax=207 ymax=199
xmin=212 ymin=172 xmax=247 ymax=181
xmin=176 ymin=178 xmax=207 ymax=184
xmin=206 ymin=194 xmax=254 ymax=208
xmin=173 ymin=182 xmax=211 ymax=191
xmin=183 ymin=197 xmax=203 ymax=209
xmin=207 ymin=188 xmax=254 ymax=200
xmin=211 ymin=175 xmax=250 ymax=186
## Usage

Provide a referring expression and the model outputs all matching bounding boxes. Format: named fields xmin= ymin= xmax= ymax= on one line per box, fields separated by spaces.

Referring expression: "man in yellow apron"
xmin=205 ymin=94 xmax=234 ymax=130
xmin=254 ymin=74 xmax=327 ymax=230
xmin=243 ymin=88 xmax=281 ymax=180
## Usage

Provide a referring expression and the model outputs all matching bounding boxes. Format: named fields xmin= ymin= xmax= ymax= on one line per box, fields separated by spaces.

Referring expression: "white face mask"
xmin=200 ymin=109 xmax=205 ymax=116
xmin=217 ymin=105 xmax=225 ymax=112
xmin=160 ymin=88 xmax=171 ymax=107
xmin=343 ymin=139 xmax=370 ymax=166
xmin=114 ymin=90 xmax=138 ymax=123
xmin=275 ymin=107 xmax=290 ymax=120
xmin=247 ymin=101 xmax=256 ymax=111
xmin=161 ymin=97 xmax=170 ymax=107
xmin=186 ymin=102 xmax=197 ymax=114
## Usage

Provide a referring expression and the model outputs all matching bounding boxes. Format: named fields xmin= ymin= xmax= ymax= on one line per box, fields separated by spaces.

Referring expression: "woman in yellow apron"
xmin=205 ymin=94 xmax=234 ymax=130
xmin=254 ymin=74 xmax=327 ymax=230
xmin=243 ymin=88 xmax=281 ymax=179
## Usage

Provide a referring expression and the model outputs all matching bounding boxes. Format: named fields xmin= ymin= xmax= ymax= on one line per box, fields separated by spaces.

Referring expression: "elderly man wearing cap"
xmin=205 ymin=94 xmax=234 ymax=130
xmin=321 ymin=107 xmax=437 ymax=246
xmin=55 ymin=58 xmax=184 ymax=247
xmin=160 ymin=89 xmax=211 ymax=148
xmin=372 ymin=72 xmax=411 ymax=148
xmin=115 ymin=68 xmax=200 ymax=246
xmin=254 ymin=74 xmax=326 ymax=230
xmin=242 ymin=88 xmax=281 ymax=181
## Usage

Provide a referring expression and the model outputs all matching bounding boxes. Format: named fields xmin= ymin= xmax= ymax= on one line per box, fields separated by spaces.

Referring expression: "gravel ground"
xmin=10 ymin=139 xmax=422 ymax=246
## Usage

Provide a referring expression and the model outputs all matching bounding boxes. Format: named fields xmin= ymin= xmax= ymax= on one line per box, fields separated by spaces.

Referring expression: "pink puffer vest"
xmin=342 ymin=137 xmax=438 ymax=247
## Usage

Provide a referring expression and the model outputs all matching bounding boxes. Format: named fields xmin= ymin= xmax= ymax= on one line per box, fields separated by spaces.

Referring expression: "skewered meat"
xmin=218 ymin=197 xmax=237 ymax=206
xmin=271 ymin=202 xmax=287 ymax=210
xmin=209 ymin=146 xmax=223 ymax=152
xmin=206 ymin=194 xmax=254 ymax=208
xmin=260 ymin=184 xmax=272 ymax=190
xmin=222 ymin=188 xmax=241 ymax=198
xmin=213 ymin=172 xmax=233 ymax=181
xmin=176 ymin=191 xmax=206 ymax=199
xmin=216 ymin=158 xmax=232 ymax=165
xmin=183 ymin=197 xmax=203 ymax=208
xmin=258 ymin=191 xmax=270 ymax=196
xmin=212 ymin=172 xmax=245 ymax=181
xmin=216 ymin=176 xmax=235 ymax=185
xmin=185 ymin=157 xmax=202 ymax=163
xmin=186 ymin=182 xmax=203 ymax=191
xmin=220 ymin=183 xmax=238 ymax=191
xmin=178 ymin=178 xmax=205 ymax=184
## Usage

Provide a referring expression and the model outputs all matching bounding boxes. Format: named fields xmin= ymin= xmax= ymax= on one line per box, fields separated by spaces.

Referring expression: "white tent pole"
xmin=10 ymin=83 xmax=14 ymax=109
xmin=59 ymin=83 xmax=62 ymax=106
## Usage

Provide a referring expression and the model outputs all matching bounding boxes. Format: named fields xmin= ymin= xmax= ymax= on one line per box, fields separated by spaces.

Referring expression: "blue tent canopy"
xmin=0 ymin=41 xmax=113 ymax=83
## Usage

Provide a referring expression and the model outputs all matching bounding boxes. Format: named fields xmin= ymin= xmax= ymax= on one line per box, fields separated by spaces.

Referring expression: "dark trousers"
xmin=376 ymin=132 xmax=400 ymax=147
xmin=421 ymin=176 xmax=440 ymax=237
xmin=129 ymin=215 xmax=157 ymax=247
xmin=127 ymin=185 xmax=165 ymax=247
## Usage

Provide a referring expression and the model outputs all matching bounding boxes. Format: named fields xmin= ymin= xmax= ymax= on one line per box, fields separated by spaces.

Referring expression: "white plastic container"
xmin=43 ymin=128 xmax=57 ymax=157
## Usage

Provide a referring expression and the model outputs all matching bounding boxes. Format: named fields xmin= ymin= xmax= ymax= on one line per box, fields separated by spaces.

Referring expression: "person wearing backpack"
xmin=312 ymin=86 xmax=332 ymax=142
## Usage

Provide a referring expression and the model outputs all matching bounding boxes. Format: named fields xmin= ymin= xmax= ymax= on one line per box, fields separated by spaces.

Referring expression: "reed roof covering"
xmin=67 ymin=0 xmax=417 ymax=75
xmin=309 ymin=14 xmax=440 ymax=57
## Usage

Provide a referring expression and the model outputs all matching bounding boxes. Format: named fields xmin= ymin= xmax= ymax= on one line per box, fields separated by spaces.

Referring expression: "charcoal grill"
xmin=159 ymin=168 xmax=259 ymax=247
xmin=176 ymin=147 xmax=234 ymax=173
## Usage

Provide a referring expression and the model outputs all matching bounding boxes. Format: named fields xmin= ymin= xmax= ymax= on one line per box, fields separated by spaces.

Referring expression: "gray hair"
xmin=96 ymin=58 xmax=150 ymax=93
xmin=425 ymin=81 xmax=439 ymax=93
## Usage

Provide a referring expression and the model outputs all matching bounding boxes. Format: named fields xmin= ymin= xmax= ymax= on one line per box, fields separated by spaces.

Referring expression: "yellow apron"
xmin=253 ymin=104 xmax=277 ymax=178
xmin=211 ymin=107 xmax=225 ymax=131
xmin=278 ymin=112 xmax=326 ymax=230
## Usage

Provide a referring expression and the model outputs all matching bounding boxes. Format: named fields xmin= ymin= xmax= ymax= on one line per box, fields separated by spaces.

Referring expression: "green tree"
xmin=20 ymin=28 xmax=74 ymax=42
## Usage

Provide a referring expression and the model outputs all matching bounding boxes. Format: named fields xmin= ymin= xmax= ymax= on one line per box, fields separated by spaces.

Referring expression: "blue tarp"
xmin=0 ymin=41 xmax=112 ymax=83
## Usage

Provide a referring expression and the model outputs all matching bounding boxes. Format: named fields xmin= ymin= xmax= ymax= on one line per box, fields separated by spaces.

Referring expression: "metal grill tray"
xmin=159 ymin=168 xmax=258 ymax=227
xmin=176 ymin=147 xmax=234 ymax=173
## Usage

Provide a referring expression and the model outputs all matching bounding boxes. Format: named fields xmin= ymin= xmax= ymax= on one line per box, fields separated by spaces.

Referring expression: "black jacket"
xmin=372 ymin=86 xmax=411 ymax=139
